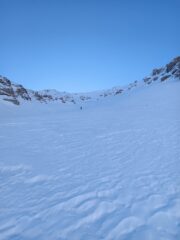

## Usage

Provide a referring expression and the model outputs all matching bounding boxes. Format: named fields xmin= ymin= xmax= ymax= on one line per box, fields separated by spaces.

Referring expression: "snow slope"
xmin=0 ymin=77 xmax=180 ymax=239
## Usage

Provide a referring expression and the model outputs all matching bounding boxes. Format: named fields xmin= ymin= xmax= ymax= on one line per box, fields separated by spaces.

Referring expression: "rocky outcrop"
xmin=15 ymin=85 xmax=31 ymax=101
xmin=0 ymin=77 xmax=20 ymax=105
xmin=152 ymin=68 xmax=164 ymax=76
xmin=166 ymin=56 xmax=180 ymax=73
xmin=3 ymin=98 xmax=20 ymax=105
xmin=0 ymin=77 xmax=33 ymax=104
xmin=143 ymin=56 xmax=180 ymax=85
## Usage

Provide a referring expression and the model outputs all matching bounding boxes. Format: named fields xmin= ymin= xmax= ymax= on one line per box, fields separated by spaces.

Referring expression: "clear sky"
xmin=0 ymin=0 xmax=180 ymax=92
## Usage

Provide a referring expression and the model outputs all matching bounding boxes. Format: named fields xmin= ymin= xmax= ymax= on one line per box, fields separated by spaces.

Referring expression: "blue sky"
xmin=0 ymin=0 xmax=180 ymax=92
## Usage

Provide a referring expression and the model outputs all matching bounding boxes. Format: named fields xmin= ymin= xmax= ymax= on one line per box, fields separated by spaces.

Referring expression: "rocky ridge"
xmin=0 ymin=56 xmax=179 ymax=105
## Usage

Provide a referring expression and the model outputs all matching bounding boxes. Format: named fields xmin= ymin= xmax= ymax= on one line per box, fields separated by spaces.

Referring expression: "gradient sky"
xmin=0 ymin=0 xmax=180 ymax=92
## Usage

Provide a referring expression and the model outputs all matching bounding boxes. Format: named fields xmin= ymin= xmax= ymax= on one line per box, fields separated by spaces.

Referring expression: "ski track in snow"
xmin=0 ymin=81 xmax=180 ymax=239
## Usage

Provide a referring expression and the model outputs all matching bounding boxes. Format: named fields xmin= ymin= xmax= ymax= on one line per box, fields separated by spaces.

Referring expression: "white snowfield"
xmin=0 ymin=79 xmax=180 ymax=240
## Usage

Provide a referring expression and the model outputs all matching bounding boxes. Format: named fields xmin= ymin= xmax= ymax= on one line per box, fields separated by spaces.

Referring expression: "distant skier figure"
xmin=80 ymin=106 xmax=82 ymax=110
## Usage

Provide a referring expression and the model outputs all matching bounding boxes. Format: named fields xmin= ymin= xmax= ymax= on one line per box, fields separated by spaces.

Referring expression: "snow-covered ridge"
xmin=0 ymin=56 xmax=180 ymax=105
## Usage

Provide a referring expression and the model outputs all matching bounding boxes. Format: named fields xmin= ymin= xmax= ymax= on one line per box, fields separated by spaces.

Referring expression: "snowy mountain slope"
xmin=0 ymin=56 xmax=180 ymax=106
xmin=0 ymin=72 xmax=180 ymax=239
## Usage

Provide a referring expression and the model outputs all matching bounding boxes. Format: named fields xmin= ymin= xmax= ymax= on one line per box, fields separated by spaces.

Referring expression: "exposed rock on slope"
xmin=0 ymin=56 xmax=180 ymax=105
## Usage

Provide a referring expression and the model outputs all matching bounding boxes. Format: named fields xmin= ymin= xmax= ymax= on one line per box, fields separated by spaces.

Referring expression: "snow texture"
xmin=0 ymin=79 xmax=180 ymax=239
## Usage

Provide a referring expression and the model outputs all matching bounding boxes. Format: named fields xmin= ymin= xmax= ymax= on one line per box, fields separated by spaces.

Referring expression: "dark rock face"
xmin=153 ymin=77 xmax=158 ymax=81
xmin=0 ymin=77 xmax=11 ymax=86
xmin=166 ymin=56 xmax=180 ymax=73
xmin=144 ymin=56 xmax=180 ymax=85
xmin=42 ymin=94 xmax=53 ymax=101
xmin=0 ymin=77 xmax=18 ymax=104
xmin=143 ymin=77 xmax=151 ymax=83
xmin=34 ymin=92 xmax=45 ymax=102
xmin=59 ymin=97 xmax=66 ymax=103
xmin=0 ymin=76 xmax=32 ymax=104
xmin=161 ymin=75 xmax=171 ymax=82
xmin=115 ymin=89 xmax=123 ymax=95
xmin=3 ymin=98 xmax=20 ymax=105
xmin=152 ymin=68 xmax=163 ymax=76
xmin=175 ymin=70 xmax=180 ymax=79
xmin=15 ymin=86 xmax=31 ymax=100
xmin=171 ymin=61 xmax=180 ymax=79
xmin=79 ymin=95 xmax=92 ymax=101
xmin=0 ymin=87 xmax=15 ymax=97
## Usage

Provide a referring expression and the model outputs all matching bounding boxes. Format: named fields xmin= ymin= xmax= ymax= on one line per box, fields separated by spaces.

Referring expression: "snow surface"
xmin=0 ymin=80 xmax=180 ymax=239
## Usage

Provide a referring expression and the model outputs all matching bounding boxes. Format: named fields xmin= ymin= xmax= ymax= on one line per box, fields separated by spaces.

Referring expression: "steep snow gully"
xmin=0 ymin=58 xmax=180 ymax=239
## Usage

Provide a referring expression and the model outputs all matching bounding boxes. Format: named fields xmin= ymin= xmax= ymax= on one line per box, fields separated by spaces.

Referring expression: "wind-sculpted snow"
xmin=0 ymin=80 xmax=180 ymax=239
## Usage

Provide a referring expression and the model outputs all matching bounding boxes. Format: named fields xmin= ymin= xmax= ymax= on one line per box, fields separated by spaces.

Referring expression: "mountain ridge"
xmin=0 ymin=56 xmax=180 ymax=105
